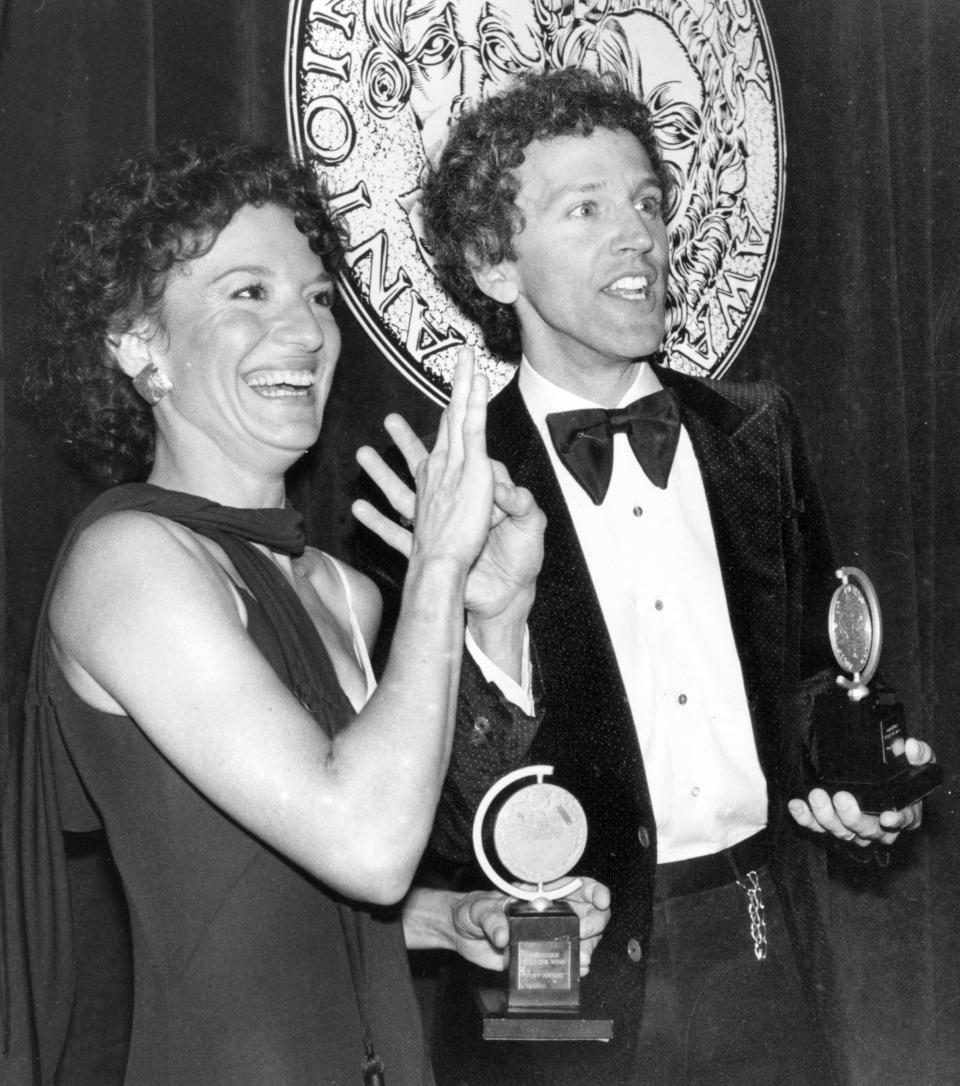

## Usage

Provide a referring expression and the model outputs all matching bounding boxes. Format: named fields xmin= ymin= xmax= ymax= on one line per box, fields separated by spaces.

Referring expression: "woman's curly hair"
xmin=420 ymin=66 xmax=671 ymax=362
xmin=22 ymin=139 xmax=346 ymax=487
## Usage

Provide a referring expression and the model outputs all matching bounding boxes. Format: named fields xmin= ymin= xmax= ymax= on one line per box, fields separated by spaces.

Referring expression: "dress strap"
xmin=324 ymin=554 xmax=377 ymax=706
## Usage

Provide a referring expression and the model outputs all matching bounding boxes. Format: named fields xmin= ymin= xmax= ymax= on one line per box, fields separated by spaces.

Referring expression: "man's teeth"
xmin=605 ymin=276 xmax=651 ymax=297
xmin=246 ymin=370 xmax=315 ymax=396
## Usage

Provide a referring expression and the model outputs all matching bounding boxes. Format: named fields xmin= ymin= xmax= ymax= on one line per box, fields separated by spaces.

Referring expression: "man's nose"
xmin=611 ymin=205 xmax=655 ymax=252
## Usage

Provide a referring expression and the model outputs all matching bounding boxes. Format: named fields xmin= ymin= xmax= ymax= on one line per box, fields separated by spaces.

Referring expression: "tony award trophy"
xmin=472 ymin=765 xmax=613 ymax=1042
xmin=809 ymin=567 xmax=942 ymax=812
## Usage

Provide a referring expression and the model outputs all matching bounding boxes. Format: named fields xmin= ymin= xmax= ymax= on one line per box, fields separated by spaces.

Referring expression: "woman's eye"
xmin=570 ymin=202 xmax=596 ymax=219
xmin=232 ymin=283 xmax=266 ymax=300
xmin=312 ymin=289 xmax=335 ymax=308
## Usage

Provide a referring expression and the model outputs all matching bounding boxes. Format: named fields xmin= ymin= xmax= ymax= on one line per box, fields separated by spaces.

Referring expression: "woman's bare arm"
xmin=51 ymin=358 xmax=495 ymax=906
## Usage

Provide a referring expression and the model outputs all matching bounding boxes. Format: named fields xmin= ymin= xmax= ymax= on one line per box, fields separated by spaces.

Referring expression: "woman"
xmin=16 ymin=140 xmax=606 ymax=1085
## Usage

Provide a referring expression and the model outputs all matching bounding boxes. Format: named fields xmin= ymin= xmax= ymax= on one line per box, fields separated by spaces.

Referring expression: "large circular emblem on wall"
xmin=286 ymin=0 xmax=784 ymax=403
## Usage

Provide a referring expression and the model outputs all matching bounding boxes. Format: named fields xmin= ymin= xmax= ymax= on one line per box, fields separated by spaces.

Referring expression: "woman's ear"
xmin=107 ymin=324 xmax=173 ymax=405
xmin=471 ymin=261 xmax=520 ymax=306
xmin=106 ymin=325 xmax=159 ymax=380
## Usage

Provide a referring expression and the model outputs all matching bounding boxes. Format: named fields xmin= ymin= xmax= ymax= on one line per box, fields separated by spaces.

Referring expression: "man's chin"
xmin=622 ymin=332 xmax=666 ymax=362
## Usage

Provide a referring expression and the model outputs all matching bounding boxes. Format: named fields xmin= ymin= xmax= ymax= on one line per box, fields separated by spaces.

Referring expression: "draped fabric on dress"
xmin=16 ymin=483 xmax=431 ymax=1085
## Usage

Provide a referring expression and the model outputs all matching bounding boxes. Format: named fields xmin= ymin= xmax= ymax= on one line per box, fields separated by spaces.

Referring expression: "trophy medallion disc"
xmin=828 ymin=569 xmax=881 ymax=689
xmin=493 ymin=783 xmax=588 ymax=887
xmin=810 ymin=566 xmax=942 ymax=813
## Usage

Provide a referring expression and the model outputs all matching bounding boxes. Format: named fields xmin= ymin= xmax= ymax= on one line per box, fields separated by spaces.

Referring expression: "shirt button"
xmin=637 ymin=825 xmax=651 ymax=849
xmin=691 ymin=786 xmax=701 ymax=797
xmin=472 ymin=716 xmax=491 ymax=738
xmin=632 ymin=506 xmax=643 ymax=517
xmin=627 ymin=938 xmax=643 ymax=962
xmin=654 ymin=599 xmax=664 ymax=611
xmin=678 ymin=693 xmax=688 ymax=705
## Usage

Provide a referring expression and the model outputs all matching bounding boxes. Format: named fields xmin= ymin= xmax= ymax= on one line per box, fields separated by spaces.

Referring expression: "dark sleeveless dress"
xmin=19 ymin=484 xmax=433 ymax=1085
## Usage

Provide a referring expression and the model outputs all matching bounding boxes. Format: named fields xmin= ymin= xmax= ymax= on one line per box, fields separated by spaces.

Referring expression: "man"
xmin=356 ymin=67 xmax=935 ymax=1086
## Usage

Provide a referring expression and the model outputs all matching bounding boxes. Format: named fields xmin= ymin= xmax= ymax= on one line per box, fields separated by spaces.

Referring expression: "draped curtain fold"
xmin=2 ymin=1 xmax=958 ymax=1081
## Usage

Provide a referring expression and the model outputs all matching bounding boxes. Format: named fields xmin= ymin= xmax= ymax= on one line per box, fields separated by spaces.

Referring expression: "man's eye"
xmin=232 ymin=283 xmax=265 ymax=300
xmin=636 ymin=196 xmax=662 ymax=217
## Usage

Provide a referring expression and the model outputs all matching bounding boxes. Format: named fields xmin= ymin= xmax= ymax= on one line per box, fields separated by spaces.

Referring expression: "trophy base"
xmin=810 ymin=688 xmax=943 ymax=814
xmin=475 ymin=987 xmax=614 ymax=1042
xmin=506 ymin=899 xmax=580 ymax=1012
xmin=820 ymin=760 xmax=943 ymax=815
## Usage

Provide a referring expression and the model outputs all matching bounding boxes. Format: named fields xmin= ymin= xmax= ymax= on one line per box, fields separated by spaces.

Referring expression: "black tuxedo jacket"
xmin=424 ymin=365 xmax=846 ymax=1085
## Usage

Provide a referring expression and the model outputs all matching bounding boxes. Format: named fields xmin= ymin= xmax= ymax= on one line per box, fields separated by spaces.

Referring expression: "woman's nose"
xmin=275 ymin=299 xmax=325 ymax=351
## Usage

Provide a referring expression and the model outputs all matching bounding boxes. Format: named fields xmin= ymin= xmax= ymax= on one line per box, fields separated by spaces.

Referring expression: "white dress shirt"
xmin=520 ymin=359 xmax=767 ymax=862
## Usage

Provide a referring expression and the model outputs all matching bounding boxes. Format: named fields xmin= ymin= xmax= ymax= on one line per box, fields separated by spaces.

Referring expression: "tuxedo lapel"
xmin=486 ymin=377 xmax=607 ymax=670
xmin=656 ymin=366 xmax=791 ymax=760
xmin=485 ymin=378 xmax=647 ymax=795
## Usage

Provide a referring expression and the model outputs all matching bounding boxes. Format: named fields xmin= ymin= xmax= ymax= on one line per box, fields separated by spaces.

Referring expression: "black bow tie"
xmin=545 ymin=388 xmax=681 ymax=505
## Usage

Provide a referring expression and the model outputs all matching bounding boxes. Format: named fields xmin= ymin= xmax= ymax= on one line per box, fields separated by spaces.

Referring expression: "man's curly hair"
xmin=421 ymin=66 xmax=671 ymax=362
xmin=22 ymin=139 xmax=346 ymax=487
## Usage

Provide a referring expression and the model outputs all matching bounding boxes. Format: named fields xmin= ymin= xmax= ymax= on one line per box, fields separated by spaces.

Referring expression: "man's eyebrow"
xmin=542 ymin=174 xmax=664 ymax=208
xmin=631 ymin=170 xmax=664 ymax=192
xmin=541 ymin=178 xmax=607 ymax=206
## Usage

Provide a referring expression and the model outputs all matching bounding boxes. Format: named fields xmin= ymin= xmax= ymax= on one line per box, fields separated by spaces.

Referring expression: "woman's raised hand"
xmin=353 ymin=347 xmax=545 ymax=627
xmin=404 ymin=348 xmax=495 ymax=572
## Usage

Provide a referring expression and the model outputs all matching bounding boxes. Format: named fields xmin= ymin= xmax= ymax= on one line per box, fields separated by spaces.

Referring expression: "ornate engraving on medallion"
xmin=494 ymin=782 xmax=588 ymax=886
xmin=286 ymin=0 xmax=785 ymax=403
xmin=472 ymin=765 xmax=587 ymax=901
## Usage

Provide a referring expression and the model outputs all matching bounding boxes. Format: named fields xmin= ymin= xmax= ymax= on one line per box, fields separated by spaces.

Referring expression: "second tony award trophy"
xmin=472 ymin=765 xmax=613 ymax=1042
xmin=809 ymin=567 xmax=942 ymax=812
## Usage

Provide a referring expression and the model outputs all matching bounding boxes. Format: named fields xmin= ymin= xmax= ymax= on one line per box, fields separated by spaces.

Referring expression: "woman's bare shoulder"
xmin=47 ymin=509 xmax=248 ymax=712
xmin=51 ymin=509 xmax=242 ymax=645
xmin=56 ymin=508 xmax=216 ymax=585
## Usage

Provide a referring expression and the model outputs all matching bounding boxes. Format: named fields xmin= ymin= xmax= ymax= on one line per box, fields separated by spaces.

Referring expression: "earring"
xmin=132 ymin=362 xmax=172 ymax=405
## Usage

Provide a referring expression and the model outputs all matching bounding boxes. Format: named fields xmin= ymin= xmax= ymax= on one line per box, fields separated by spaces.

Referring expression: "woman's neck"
xmin=148 ymin=426 xmax=296 ymax=509
xmin=146 ymin=461 xmax=288 ymax=510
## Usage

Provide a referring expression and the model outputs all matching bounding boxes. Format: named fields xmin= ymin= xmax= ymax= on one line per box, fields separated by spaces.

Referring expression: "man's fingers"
xmin=788 ymin=799 xmax=825 ymax=833
xmin=815 ymin=789 xmax=881 ymax=839
xmin=791 ymin=789 xmax=902 ymax=846
xmin=905 ymin=738 xmax=935 ymax=765
xmin=572 ymin=880 xmax=611 ymax=939
xmin=478 ymin=907 xmax=510 ymax=949
xmin=829 ymin=790 xmax=865 ymax=827
xmin=351 ymin=500 xmax=413 ymax=557
xmin=587 ymin=880 xmax=611 ymax=912
xmin=459 ymin=892 xmax=510 ymax=948
xmin=879 ymin=804 xmax=921 ymax=832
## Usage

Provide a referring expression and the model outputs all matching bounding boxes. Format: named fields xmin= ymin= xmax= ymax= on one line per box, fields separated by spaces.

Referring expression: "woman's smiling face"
xmin=150 ymin=202 xmax=341 ymax=474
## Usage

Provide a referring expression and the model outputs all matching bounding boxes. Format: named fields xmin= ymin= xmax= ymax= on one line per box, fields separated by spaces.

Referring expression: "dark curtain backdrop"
xmin=2 ymin=1 xmax=958 ymax=1083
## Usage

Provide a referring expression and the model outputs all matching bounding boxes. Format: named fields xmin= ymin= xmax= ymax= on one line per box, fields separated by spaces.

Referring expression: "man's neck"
xmin=521 ymin=354 xmax=659 ymax=408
